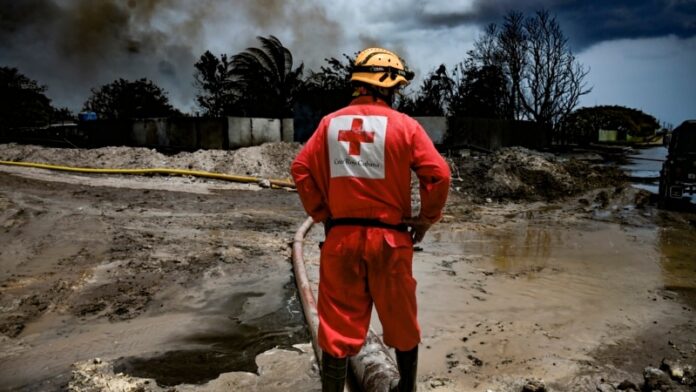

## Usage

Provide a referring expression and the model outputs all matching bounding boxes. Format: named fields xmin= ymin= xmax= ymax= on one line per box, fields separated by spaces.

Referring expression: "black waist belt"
xmin=327 ymin=218 xmax=409 ymax=232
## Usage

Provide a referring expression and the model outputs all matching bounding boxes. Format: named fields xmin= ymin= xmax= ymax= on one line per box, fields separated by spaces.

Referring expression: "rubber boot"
xmin=321 ymin=351 xmax=347 ymax=392
xmin=392 ymin=346 xmax=418 ymax=392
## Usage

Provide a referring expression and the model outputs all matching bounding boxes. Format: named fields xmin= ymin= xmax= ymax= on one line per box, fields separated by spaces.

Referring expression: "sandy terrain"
xmin=0 ymin=143 xmax=694 ymax=392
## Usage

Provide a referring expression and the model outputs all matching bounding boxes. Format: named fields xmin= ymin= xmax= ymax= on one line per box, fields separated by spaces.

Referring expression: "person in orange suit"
xmin=291 ymin=47 xmax=450 ymax=392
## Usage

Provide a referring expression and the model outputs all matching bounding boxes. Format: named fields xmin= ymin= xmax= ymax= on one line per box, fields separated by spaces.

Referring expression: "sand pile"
xmin=0 ymin=142 xmax=302 ymax=180
xmin=0 ymin=143 xmax=625 ymax=201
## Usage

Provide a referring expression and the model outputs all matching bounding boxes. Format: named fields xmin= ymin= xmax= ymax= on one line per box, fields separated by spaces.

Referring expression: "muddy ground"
xmin=0 ymin=143 xmax=695 ymax=391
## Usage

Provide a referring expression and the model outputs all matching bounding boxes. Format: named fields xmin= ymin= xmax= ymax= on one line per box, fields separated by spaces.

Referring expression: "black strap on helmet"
xmin=352 ymin=65 xmax=415 ymax=82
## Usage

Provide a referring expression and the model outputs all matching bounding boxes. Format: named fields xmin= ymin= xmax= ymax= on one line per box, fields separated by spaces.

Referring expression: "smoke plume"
xmin=0 ymin=0 xmax=345 ymax=113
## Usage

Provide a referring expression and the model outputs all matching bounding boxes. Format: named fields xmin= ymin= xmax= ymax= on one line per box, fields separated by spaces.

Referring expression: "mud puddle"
xmin=112 ymin=281 xmax=309 ymax=387
xmin=1 ymin=265 xmax=308 ymax=390
xmin=413 ymin=211 xmax=696 ymax=390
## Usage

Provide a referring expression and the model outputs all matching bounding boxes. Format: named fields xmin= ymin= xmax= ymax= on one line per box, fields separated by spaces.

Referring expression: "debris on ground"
xmin=449 ymin=147 xmax=626 ymax=202
xmin=521 ymin=378 xmax=546 ymax=392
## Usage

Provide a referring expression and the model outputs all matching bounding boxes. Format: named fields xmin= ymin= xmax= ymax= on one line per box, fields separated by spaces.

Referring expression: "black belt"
xmin=326 ymin=218 xmax=409 ymax=232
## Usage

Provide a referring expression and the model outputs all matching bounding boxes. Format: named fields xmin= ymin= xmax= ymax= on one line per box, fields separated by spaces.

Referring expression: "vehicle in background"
xmin=659 ymin=120 xmax=696 ymax=208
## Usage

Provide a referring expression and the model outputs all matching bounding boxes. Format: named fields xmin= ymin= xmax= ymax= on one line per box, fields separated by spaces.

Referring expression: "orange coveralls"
xmin=291 ymin=96 xmax=450 ymax=358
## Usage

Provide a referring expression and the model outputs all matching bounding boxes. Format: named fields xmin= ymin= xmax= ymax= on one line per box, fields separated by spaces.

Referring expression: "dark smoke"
xmin=0 ymin=0 xmax=344 ymax=114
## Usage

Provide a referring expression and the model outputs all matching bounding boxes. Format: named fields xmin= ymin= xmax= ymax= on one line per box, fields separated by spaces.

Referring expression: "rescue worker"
xmin=291 ymin=47 xmax=450 ymax=392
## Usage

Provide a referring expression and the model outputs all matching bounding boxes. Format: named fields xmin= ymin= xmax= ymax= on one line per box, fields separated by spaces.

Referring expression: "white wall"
xmin=227 ymin=117 xmax=285 ymax=148
xmin=228 ymin=117 xmax=252 ymax=148
xmin=250 ymin=118 xmax=281 ymax=144
xmin=282 ymin=118 xmax=294 ymax=143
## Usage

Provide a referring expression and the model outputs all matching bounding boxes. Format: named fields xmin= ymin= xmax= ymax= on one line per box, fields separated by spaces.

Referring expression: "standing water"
xmin=620 ymin=146 xmax=667 ymax=194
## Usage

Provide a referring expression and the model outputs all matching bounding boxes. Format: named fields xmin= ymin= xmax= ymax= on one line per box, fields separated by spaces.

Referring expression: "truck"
xmin=659 ymin=120 xmax=696 ymax=208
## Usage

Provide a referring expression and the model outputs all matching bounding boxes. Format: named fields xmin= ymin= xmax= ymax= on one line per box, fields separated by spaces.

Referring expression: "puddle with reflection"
xmin=413 ymin=214 xmax=696 ymax=389
xmin=113 ymin=280 xmax=309 ymax=386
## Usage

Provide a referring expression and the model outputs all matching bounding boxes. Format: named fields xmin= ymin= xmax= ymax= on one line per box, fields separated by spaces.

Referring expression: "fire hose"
xmin=0 ymin=160 xmax=296 ymax=189
xmin=292 ymin=217 xmax=400 ymax=392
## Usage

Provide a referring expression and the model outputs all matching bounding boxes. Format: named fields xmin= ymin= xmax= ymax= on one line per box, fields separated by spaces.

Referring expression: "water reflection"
xmin=488 ymin=227 xmax=553 ymax=273
xmin=657 ymin=222 xmax=696 ymax=308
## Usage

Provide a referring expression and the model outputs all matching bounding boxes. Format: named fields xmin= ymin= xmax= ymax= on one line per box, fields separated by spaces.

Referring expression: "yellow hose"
xmin=0 ymin=160 xmax=296 ymax=189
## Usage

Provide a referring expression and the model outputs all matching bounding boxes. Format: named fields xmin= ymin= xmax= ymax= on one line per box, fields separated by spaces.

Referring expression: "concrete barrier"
xmin=167 ymin=118 xmax=198 ymax=150
xmin=131 ymin=118 xmax=165 ymax=147
xmin=228 ymin=117 xmax=252 ymax=149
xmin=250 ymin=118 xmax=281 ymax=144
xmin=282 ymin=118 xmax=294 ymax=143
xmin=197 ymin=118 xmax=226 ymax=150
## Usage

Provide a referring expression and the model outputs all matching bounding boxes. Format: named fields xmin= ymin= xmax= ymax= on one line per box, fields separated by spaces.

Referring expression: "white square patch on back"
xmin=327 ymin=115 xmax=387 ymax=179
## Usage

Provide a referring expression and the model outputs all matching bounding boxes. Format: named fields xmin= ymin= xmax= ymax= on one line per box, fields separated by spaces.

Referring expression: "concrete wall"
xmin=197 ymin=118 xmax=226 ymax=149
xmin=250 ymin=118 xmax=281 ymax=144
xmin=131 ymin=118 xmax=166 ymax=146
xmin=9 ymin=115 xmax=551 ymax=152
xmin=227 ymin=117 xmax=252 ymax=148
xmin=227 ymin=117 xmax=286 ymax=148
xmin=446 ymin=117 xmax=550 ymax=151
xmin=282 ymin=118 xmax=294 ymax=143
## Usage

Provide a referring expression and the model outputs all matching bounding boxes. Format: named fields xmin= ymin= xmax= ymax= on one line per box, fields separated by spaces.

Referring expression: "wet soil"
xmin=1 ymin=144 xmax=695 ymax=392
xmin=302 ymin=188 xmax=696 ymax=391
xmin=0 ymin=168 xmax=312 ymax=391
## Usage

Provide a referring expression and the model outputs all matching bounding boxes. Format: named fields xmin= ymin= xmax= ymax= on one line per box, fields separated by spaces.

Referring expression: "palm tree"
xmin=230 ymin=35 xmax=304 ymax=118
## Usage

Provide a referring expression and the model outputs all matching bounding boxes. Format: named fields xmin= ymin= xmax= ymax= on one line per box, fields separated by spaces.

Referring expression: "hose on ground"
xmin=0 ymin=160 xmax=295 ymax=189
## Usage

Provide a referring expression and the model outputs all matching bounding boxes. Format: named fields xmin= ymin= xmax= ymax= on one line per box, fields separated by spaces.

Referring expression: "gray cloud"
xmin=410 ymin=0 xmax=696 ymax=50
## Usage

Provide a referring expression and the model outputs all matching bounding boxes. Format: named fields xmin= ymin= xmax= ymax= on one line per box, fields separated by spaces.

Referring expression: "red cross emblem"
xmin=338 ymin=118 xmax=375 ymax=156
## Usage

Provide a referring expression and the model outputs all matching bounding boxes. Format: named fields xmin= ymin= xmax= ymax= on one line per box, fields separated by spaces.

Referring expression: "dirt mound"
xmin=0 ymin=142 xmax=302 ymax=180
xmin=1 ymin=143 xmax=625 ymax=201
xmin=450 ymin=147 xmax=625 ymax=202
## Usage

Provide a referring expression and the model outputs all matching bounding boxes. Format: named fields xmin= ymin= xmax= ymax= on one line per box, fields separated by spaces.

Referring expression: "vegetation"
xmin=194 ymin=51 xmax=235 ymax=117
xmin=0 ymin=67 xmax=72 ymax=129
xmin=5 ymin=9 xmax=658 ymax=149
xmin=398 ymin=65 xmax=454 ymax=117
xmin=83 ymin=78 xmax=181 ymax=120
xmin=448 ymin=61 xmax=509 ymax=119
xmin=469 ymin=10 xmax=591 ymax=131
xmin=295 ymin=54 xmax=354 ymax=117
xmin=194 ymin=35 xmax=304 ymax=118
xmin=561 ymin=105 xmax=661 ymax=144
xmin=229 ymin=35 xmax=304 ymax=118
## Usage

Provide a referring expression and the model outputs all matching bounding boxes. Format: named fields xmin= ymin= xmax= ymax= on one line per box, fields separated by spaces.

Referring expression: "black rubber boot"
xmin=393 ymin=346 xmax=418 ymax=392
xmin=321 ymin=351 xmax=347 ymax=392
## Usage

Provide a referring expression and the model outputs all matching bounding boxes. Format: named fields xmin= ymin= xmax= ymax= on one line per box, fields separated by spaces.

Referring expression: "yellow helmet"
xmin=350 ymin=48 xmax=414 ymax=89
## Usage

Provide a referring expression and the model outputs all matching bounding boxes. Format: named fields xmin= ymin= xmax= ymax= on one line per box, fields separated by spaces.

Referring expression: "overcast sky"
xmin=1 ymin=0 xmax=694 ymax=127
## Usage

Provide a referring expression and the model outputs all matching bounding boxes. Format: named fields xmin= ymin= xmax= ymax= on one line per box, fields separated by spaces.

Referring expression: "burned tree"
xmin=405 ymin=64 xmax=455 ymax=117
xmin=471 ymin=10 xmax=591 ymax=133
